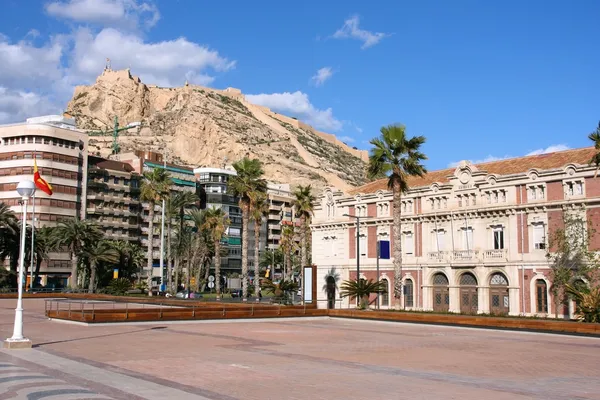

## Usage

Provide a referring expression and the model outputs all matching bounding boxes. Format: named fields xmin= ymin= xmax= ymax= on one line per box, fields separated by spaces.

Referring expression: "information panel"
xmin=303 ymin=266 xmax=313 ymax=303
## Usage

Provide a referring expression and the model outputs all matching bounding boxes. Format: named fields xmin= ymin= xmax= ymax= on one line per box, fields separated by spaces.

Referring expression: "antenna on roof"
xmin=222 ymin=156 xmax=228 ymax=169
xmin=105 ymin=57 xmax=111 ymax=71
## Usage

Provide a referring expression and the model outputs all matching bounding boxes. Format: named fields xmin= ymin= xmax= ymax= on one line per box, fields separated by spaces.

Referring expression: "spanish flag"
xmin=33 ymin=157 xmax=53 ymax=195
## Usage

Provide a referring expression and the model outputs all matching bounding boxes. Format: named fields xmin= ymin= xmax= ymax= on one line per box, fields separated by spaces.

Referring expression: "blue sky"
xmin=1 ymin=0 xmax=599 ymax=170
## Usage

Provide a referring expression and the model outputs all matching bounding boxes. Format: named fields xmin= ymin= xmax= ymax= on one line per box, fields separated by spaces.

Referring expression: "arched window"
xmin=536 ymin=279 xmax=548 ymax=313
xmin=404 ymin=279 xmax=414 ymax=308
xmin=490 ymin=272 xmax=509 ymax=315
xmin=380 ymin=278 xmax=389 ymax=307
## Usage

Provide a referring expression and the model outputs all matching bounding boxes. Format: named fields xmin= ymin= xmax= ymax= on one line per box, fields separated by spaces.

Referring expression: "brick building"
xmin=311 ymin=146 xmax=599 ymax=317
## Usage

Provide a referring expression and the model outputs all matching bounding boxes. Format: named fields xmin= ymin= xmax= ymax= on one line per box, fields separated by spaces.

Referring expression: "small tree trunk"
xmin=70 ymin=251 xmax=79 ymax=289
xmin=392 ymin=179 xmax=403 ymax=309
xmin=203 ymin=259 xmax=211 ymax=292
xmin=33 ymin=257 xmax=42 ymax=289
xmin=167 ymin=220 xmax=173 ymax=293
xmin=241 ymin=201 xmax=250 ymax=302
xmin=174 ymin=257 xmax=179 ymax=292
xmin=215 ymin=240 xmax=221 ymax=300
xmin=88 ymin=262 xmax=96 ymax=293
xmin=300 ymin=216 xmax=307 ymax=268
xmin=254 ymin=219 xmax=261 ymax=301
xmin=146 ymin=202 xmax=155 ymax=296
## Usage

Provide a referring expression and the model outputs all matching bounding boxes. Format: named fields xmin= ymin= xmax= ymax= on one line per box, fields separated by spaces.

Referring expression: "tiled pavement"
xmin=0 ymin=299 xmax=598 ymax=399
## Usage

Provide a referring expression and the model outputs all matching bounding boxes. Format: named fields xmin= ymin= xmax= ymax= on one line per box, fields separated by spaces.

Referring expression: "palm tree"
xmin=280 ymin=225 xmax=297 ymax=280
xmin=588 ymin=121 xmax=600 ymax=177
xmin=340 ymin=278 xmax=387 ymax=309
xmin=0 ymin=203 xmax=18 ymax=281
xmin=228 ymin=157 xmax=267 ymax=301
xmin=168 ymin=191 xmax=198 ymax=292
xmin=52 ymin=219 xmax=103 ymax=289
xmin=81 ymin=241 xmax=119 ymax=292
xmin=140 ymin=168 xmax=171 ymax=295
xmin=293 ymin=185 xmax=316 ymax=269
xmin=201 ymin=207 xmax=230 ymax=300
xmin=32 ymin=226 xmax=53 ymax=289
xmin=111 ymin=241 xmax=143 ymax=280
xmin=250 ymin=191 xmax=269 ymax=301
xmin=368 ymin=124 xmax=427 ymax=308
xmin=566 ymin=283 xmax=600 ymax=323
xmin=24 ymin=225 xmax=52 ymax=289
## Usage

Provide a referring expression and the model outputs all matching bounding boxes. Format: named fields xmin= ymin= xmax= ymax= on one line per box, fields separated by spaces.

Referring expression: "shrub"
xmin=107 ymin=278 xmax=132 ymax=296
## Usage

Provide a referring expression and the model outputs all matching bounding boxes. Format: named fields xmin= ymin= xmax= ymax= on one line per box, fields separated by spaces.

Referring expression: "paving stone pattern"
xmin=0 ymin=299 xmax=598 ymax=400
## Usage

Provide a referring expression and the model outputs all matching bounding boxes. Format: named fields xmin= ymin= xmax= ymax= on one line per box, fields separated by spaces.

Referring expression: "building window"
xmin=533 ymin=224 xmax=546 ymax=250
xmin=493 ymin=228 xmax=504 ymax=250
xmin=457 ymin=196 xmax=462 ymax=207
xmin=462 ymin=227 xmax=473 ymax=250
xmin=432 ymin=229 xmax=445 ymax=251
xmin=536 ymin=279 xmax=548 ymax=313
xmin=566 ymin=181 xmax=584 ymax=197
xmin=404 ymin=232 xmax=414 ymax=255
xmin=404 ymin=279 xmax=414 ymax=308
xmin=381 ymin=279 xmax=389 ymax=307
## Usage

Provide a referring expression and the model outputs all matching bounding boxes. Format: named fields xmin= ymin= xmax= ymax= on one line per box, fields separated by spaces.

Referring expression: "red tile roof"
xmin=350 ymin=146 xmax=596 ymax=195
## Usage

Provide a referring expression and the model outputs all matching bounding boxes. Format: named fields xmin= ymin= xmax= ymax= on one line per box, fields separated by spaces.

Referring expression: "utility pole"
xmin=343 ymin=213 xmax=373 ymax=284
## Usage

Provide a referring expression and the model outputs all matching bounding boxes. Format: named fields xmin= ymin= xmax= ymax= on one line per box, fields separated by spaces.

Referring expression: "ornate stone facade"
xmin=311 ymin=147 xmax=600 ymax=317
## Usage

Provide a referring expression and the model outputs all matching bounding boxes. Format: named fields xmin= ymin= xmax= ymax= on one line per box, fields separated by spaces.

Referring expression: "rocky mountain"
xmin=66 ymin=68 xmax=368 ymax=192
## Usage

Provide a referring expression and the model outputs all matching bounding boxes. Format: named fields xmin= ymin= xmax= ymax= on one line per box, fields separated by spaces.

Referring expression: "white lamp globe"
xmin=16 ymin=180 xmax=36 ymax=199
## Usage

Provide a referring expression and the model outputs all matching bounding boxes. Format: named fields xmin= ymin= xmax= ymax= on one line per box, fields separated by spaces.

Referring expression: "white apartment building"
xmin=0 ymin=115 xmax=89 ymax=287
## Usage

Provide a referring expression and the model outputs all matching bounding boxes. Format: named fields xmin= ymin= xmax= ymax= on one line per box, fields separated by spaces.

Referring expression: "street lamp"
xmin=343 ymin=213 xmax=373 ymax=286
xmin=4 ymin=180 xmax=36 ymax=349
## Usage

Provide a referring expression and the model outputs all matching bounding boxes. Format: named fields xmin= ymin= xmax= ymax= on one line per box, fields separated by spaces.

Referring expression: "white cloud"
xmin=69 ymin=27 xmax=235 ymax=87
xmin=0 ymin=1 xmax=235 ymax=124
xmin=338 ymin=135 xmax=355 ymax=143
xmin=447 ymin=144 xmax=572 ymax=168
xmin=311 ymin=67 xmax=334 ymax=87
xmin=0 ymin=87 xmax=61 ymax=124
xmin=246 ymin=91 xmax=343 ymax=132
xmin=447 ymin=155 xmax=511 ymax=168
xmin=0 ymin=34 xmax=64 ymax=90
xmin=46 ymin=0 xmax=160 ymax=29
xmin=526 ymin=144 xmax=570 ymax=156
xmin=332 ymin=15 xmax=390 ymax=49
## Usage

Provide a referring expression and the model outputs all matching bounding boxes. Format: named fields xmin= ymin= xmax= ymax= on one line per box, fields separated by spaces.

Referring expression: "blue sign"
xmin=379 ymin=240 xmax=391 ymax=259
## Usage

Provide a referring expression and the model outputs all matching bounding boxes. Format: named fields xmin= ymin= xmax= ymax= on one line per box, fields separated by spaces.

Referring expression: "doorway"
xmin=459 ymin=272 xmax=478 ymax=314
xmin=432 ymin=273 xmax=449 ymax=312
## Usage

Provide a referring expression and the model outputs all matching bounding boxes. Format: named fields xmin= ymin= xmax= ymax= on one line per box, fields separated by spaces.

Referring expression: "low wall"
xmin=328 ymin=310 xmax=600 ymax=336
xmin=46 ymin=304 xmax=327 ymax=323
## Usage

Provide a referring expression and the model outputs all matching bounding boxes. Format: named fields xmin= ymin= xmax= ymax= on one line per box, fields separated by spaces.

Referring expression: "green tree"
xmin=292 ymin=185 xmax=315 ymax=269
xmin=588 ymin=121 xmax=600 ymax=177
xmin=250 ymin=191 xmax=269 ymax=301
xmin=200 ymin=207 xmax=230 ymax=299
xmin=228 ymin=157 xmax=267 ymax=301
xmin=167 ymin=191 xmax=199 ymax=292
xmin=565 ymin=283 xmax=600 ymax=323
xmin=52 ymin=219 xmax=103 ymax=289
xmin=111 ymin=241 xmax=144 ymax=281
xmin=24 ymin=225 xmax=53 ymax=289
xmin=140 ymin=168 xmax=171 ymax=295
xmin=546 ymin=213 xmax=599 ymax=318
xmin=81 ymin=241 xmax=119 ymax=292
xmin=340 ymin=279 xmax=387 ymax=309
xmin=0 ymin=203 xmax=18 ymax=283
xmin=367 ymin=124 xmax=427 ymax=307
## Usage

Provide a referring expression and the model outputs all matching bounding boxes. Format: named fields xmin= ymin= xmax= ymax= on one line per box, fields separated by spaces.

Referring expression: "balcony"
xmin=452 ymin=250 xmax=479 ymax=261
xmin=483 ymin=249 xmax=507 ymax=261
xmin=427 ymin=251 xmax=447 ymax=262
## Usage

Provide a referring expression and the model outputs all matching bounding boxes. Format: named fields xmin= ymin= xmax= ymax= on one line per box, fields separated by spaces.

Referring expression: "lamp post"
xmin=4 ymin=180 xmax=36 ymax=349
xmin=343 ymin=213 xmax=373 ymax=285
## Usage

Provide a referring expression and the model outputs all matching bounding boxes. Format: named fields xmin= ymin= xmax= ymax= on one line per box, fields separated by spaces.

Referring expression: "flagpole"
xmin=29 ymin=152 xmax=37 ymax=292
xmin=29 ymin=190 xmax=35 ymax=292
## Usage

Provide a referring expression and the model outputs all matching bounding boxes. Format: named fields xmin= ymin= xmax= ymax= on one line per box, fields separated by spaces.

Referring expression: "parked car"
xmin=175 ymin=290 xmax=203 ymax=299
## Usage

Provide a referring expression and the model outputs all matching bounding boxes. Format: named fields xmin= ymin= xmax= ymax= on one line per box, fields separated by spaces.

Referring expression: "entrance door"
xmin=459 ymin=273 xmax=478 ymax=314
xmin=489 ymin=273 xmax=509 ymax=315
xmin=326 ymin=276 xmax=336 ymax=309
xmin=432 ymin=273 xmax=449 ymax=312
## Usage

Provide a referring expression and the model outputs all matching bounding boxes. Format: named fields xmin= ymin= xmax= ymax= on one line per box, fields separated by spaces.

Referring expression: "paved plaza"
xmin=0 ymin=299 xmax=598 ymax=399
